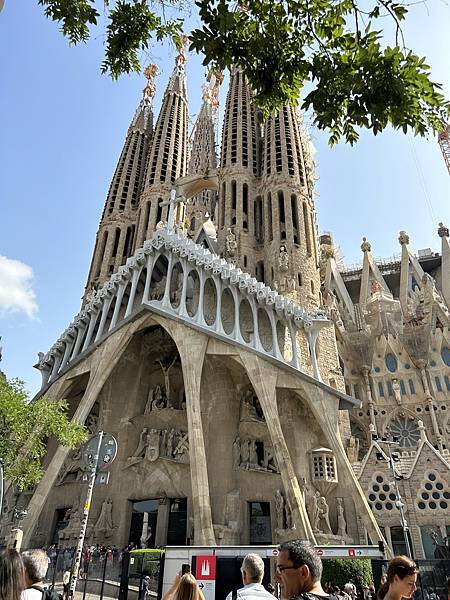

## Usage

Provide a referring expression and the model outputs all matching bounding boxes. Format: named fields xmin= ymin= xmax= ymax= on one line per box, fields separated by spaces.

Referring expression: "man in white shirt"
xmin=226 ymin=553 xmax=276 ymax=600
xmin=21 ymin=549 xmax=50 ymax=600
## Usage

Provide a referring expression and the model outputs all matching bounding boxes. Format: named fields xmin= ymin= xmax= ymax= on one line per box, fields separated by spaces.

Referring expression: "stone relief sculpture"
xmin=143 ymin=357 xmax=183 ymax=412
xmin=144 ymin=384 xmax=165 ymax=413
xmin=318 ymin=496 xmax=332 ymax=534
xmin=279 ymin=245 xmax=289 ymax=272
xmin=336 ymin=498 xmax=347 ymax=538
xmin=308 ymin=490 xmax=321 ymax=533
xmin=94 ymin=498 xmax=114 ymax=534
xmin=274 ymin=489 xmax=285 ymax=530
xmin=127 ymin=427 xmax=189 ymax=466
xmin=57 ymin=447 xmax=85 ymax=485
xmin=233 ymin=438 xmax=279 ymax=473
xmin=392 ymin=379 xmax=402 ymax=406
xmin=149 ymin=276 xmax=167 ymax=301
xmin=225 ymin=228 xmax=237 ymax=257
xmin=239 ymin=388 xmax=264 ymax=422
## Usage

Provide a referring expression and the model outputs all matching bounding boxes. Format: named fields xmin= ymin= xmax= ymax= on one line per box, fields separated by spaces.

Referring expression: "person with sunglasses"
xmin=275 ymin=541 xmax=338 ymax=600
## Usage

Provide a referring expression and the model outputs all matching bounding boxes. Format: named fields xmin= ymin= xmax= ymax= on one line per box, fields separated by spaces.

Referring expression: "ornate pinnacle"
xmin=175 ymin=35 xmax=189 ymax=68
xmin=438 ymin=222 xmax=449 ymax=238
xmin=398 ymin=230 xmax=410 ymax=245
xmin=361 ymin=237 xmax=371 ymax=253
xmin=143 ymin=63 xmax=160 ymax=101
xmin=202 ymin=69 xmax=224 ymax=110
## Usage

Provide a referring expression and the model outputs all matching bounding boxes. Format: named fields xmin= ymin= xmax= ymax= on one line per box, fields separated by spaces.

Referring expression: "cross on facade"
xmin=160 ymin=189 xmax=185 ymax=233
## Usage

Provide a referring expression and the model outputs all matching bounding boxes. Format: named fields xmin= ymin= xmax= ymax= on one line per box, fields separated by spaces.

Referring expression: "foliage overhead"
xmin=37 ymin=0 xmax=449 ymax=145
xmin=322 ymin=558 xmax=373 ymax=588
xmin=0 ymin=376 xmax=87 ymax=492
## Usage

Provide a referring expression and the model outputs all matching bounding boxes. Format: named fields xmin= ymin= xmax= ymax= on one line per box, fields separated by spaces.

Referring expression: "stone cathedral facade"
xmin=4 ymin=53 xmax=449 ymax=560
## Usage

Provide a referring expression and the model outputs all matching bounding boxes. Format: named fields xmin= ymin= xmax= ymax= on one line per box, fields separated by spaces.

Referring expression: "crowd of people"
xmin=0 ymin=541 xmax=449 ymax=600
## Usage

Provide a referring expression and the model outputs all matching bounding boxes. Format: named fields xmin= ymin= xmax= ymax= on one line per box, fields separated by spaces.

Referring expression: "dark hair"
xmin=279 ymin=540 xmax=323 ymax=583
xmin=377 ymin=556 xmax=418 ymax=600
xmin=0 ymin=549 xmax=26 ymax=600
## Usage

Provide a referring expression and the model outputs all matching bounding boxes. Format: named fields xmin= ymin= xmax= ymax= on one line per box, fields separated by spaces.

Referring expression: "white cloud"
xmin=0 ymin=255 xmax=38 ymax=319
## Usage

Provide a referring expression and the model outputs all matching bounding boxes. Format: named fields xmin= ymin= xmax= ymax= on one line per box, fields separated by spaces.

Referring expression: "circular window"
xmin=440 ymin=347 xmax=450 ymax=366
xmin=383 ymin=484 xmax=390 ymax=492
xmin=389 ymin=493 xmax=397 ymax=501
xmin=441 ymin=406 xmax=447 ymax=411
xmin=405 ymin=364 xmax=411 ymax=369
xmin=443 ymin=492 xmax=450 ymax=500
xmin=388 ymin=416 xmax=420 ymax=447
xmin=430 ymin=501 xmax=437 ymax=509
xmin=375 ymin=367 xmax=380 ymax=373
xmin=417 ymin=407 xmax=422 ymax=413
xmin=375 ymin=502 xmax=382 ymax=510
xmin=376 ymin=475 xmax=384 ymax=483
xmin=381 ymin=410 xmax=386 ymax=415
xmin=436 ymin=482 xmax=444 ymax=490
xmin=430 ymin=360 xmax=437 ymax=367
xmin=369 ymin=493 xmax=376 ymax=501
xmin=386 ymin=502 xmax=393 ymax=510
xmin=422 ymin=492 xmax=429 ymax=500
xmin=440 ymin=501 xmax=448 ymax=509
xmin=418 ymin=501 xmax=426 ymax=509
xmin=373 ymin=485 xmax=380 ymax=492
xmin=429 ymin=473 xmax=437 ymax=481
xmin=432 ymin=492 xmax=440 ymax=500
xmin=425 ymin=483 xmax=433 ymax=491
xmin=385 ymin=353 xmax=398 ymax=373
xmin=379 ymin=493 xmax=386 ymax=501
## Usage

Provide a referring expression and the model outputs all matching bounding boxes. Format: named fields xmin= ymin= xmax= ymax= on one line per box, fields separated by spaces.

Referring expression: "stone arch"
xmin=149 ymin=255 xmax=169 ymax=301
xmin=257 ymin=308 xmax=273 ymax=353
xmin=169 ymin=261 xmax=184 ymax=309
xmin=239 ymin=298 xmax=254 ymax=344
xmin=117 ymin=279 xmax=133 ymax=322
xmin=89 ymin=310 xmax=103 ymax=345
xmin=186 ymin=269 xmax=200 ymax=317
xmin=203 ymin=277 xmax=217 ymax=326
xmin=221 ymin=288 xmax=235 ymax=334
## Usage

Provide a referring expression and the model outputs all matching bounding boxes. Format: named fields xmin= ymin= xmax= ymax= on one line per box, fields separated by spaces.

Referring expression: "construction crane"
xmin=438 ymin=123 xmax=450 ymax=174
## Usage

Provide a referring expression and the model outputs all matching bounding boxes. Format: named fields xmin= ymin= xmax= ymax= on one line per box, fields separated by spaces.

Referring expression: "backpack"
xmin=30 ymin=584 xmax=63 ymax=600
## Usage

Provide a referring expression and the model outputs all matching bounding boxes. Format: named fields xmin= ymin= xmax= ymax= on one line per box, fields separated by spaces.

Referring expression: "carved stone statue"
xmin=318 ymin=496 xmax=332 ymax=534
xmin=274 ymin=490 xmax=285 ymax=530
xmin=240 ymin=389 xmax=264 ymax=422
xmin=279 ymin=245 xmax=289 ymax=272
xmin=95 ymin=498 xmax=114 ymax=532
xmin=173 ymin=431 xmax=189 ymax=462
xmin=285 ymin=497 xmax=293 ymax=530
xmin=225 ymin=228 xmax=237 ymax=257
xmin=149 ymin=276 xmax=167 ymax=300
xmin=130 ymin=428 xmax=150 ymax=460
xmin=145 ymin=429 xmax=161 ymax=462
xmin=57 ymin=447 xmax=85 ymax=485
xmin=263 ymin=446 xmax=278 ymax=472
xmin=157 ymin=357 xmax=177 ymax=408
xmin=308 ymin=491 xmax=321 ymax=532
xmin=336 ymin=498 xmax=347 ymax=537
xmin=249 ymin=440 xmax=258 ymax=466
xmin=145 ymin=384 xmax=165 ymax=413
xmin=392 ymin=378 xmax=402 ymax=406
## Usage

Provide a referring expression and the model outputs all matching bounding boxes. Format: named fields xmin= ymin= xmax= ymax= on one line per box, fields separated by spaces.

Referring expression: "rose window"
xmin=387 ymin=416 xmax=420 ymax=448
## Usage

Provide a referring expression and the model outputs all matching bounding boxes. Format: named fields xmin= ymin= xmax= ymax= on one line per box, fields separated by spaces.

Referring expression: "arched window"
xmin=385 ymin=353 xmax=398 ymax=373
xmin=441 ymin=346 xmax=450 ymax=366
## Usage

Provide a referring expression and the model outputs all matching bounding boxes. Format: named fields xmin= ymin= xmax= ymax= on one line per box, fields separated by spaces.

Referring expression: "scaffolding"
xmin=438 ymin=123 xmax=450 ymax=174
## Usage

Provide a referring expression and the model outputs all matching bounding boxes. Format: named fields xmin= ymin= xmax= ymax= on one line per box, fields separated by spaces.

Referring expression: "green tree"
xmin=0 ymin=375 xmax=87 ymax=492
xmin=322 ymin=558 xmax=373 ymax=588
xmin=37 ymin=0 xmax=449 ymax=145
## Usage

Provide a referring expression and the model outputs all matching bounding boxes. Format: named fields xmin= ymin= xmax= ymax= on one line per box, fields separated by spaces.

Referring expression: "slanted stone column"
xmin=22 ymin=319 xmax=142 ymax=547
xmin=241 ymin=351 xmax=316 ymax=542
xmin=159 ymin=320 xmax=216 ymax=545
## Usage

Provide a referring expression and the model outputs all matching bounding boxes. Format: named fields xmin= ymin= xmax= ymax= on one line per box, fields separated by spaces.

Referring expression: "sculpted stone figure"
xmin=392 ymin=378 xmax=402 ymax=406
xmin=149 ymin=276 xmax=167 ymax=300
xmin=95 ymin=498 xmax=114 ymax=532
xmin=145 ymin=384 xmax=165 ymax=413
xmin=274 ymin=490 xmax=285 ymax=530
xmin=309 ymin=491 xmax=321 ymax=532
xmin=279 ymin=245 xmax=289 ymax=272
xmin=336 ymin=498 xmax=347 ymax=538
xmin=225 ymin=228 xmax=237 ymax=257
xmin=318 ymin=496 xmax=332 ymax=534
xmin=130 ymin=428 xmax=150 ymax=460
xmin=232 ymin=436 xmax=241 ymax=470
xmin=173 ymin=431 xmax=189 ymax=462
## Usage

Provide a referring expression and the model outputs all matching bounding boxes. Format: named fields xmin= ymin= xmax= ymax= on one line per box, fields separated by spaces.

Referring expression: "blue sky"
xmin=0 ymin=2 xmax=449 ymax=395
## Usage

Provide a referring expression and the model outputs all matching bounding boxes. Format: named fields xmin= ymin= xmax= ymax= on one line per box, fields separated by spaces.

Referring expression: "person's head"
xmin=377 ymin=556 xmax=418 ymax=600
xmin=275 ymin=540 xmax=323 ymax=598
xmin=241 ymin=554 xmax=265 ymax=586
xmin=0 ymin=548 xmax=26 ymax=600
xmin=175 ymin=573 xmax=202 ymax=600
xmin=22 ymin=549 xmax=49 ymax=586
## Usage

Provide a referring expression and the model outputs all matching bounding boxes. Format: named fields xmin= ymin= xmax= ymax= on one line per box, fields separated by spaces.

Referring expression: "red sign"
xmin=316 ymin=549 xmax=324 ymax=556
xmin=348 ymin=548 xmax=356 ymax=557
xmin=195 ymin=555 xmax=216 ymax=581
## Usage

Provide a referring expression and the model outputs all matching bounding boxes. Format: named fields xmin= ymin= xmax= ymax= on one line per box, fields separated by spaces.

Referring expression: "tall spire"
xmin=216 ymin=68 xmax=263 ymax=274
xmin=186 ymin=71 xmax=222 ymax=234
xmin=134 ymin=43 xmax=189 ymax=248
xmin=83 ymin=65 xmax=158 ymax=301
xmin=260 ymin=106 xmax=321 ymax=309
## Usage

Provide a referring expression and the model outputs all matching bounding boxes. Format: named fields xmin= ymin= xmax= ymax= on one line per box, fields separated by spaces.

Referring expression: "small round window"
xmin=441 ymin=347 xmax=450 ymax=366
xmin=385 ymin=353 xmax=398 ymax=373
